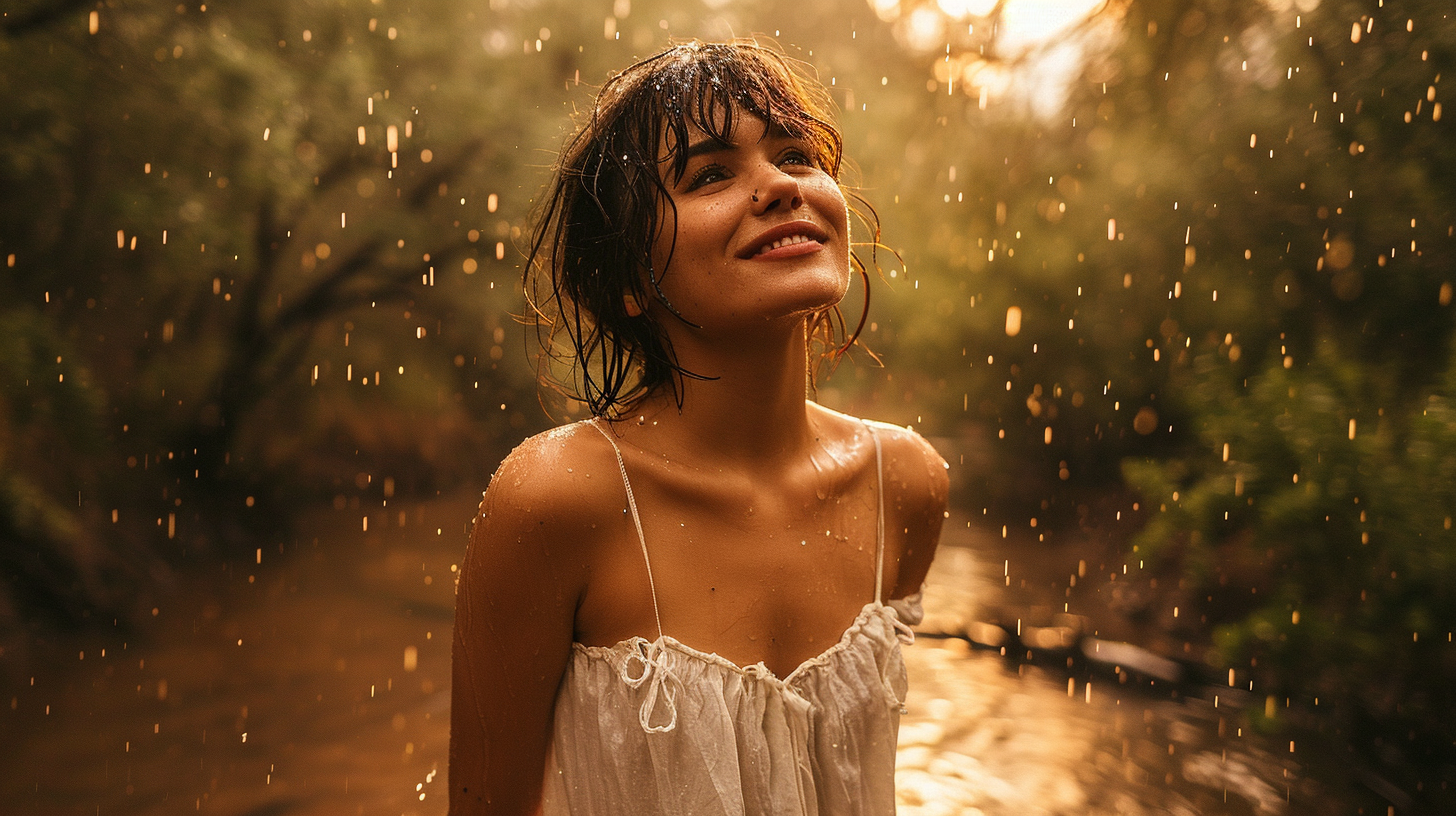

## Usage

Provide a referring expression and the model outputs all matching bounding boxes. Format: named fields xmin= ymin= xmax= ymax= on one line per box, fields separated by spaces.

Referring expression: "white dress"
xmin=540 ymin=421 xmax=923 ymax=815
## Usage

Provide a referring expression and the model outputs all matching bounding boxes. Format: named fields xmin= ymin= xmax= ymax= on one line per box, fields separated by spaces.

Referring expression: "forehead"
xmin=656 ymin=102 xmax=809 ymax=184
xmin=662 ymin=107 xmax=794 ymax=155
xmin=603 ymin=45 xmax=842 ymax=183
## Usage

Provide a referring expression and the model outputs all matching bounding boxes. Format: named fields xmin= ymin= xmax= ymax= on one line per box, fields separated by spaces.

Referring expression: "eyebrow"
xmin=681 ymin=123 xmax=797 ymax=162
xmin=682 ymin=136 xmax=732 ymax=162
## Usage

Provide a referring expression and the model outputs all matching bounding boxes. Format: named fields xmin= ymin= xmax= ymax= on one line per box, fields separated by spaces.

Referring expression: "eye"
xmin=685 ymin=163 xmax=731 ymax=191
xmin=779 ymin=147 xmax=817 ymax=168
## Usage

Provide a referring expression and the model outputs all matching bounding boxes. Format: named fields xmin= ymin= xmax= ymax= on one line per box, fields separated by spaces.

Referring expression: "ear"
xmin=623 ymin=293 xmax=643 ymax=317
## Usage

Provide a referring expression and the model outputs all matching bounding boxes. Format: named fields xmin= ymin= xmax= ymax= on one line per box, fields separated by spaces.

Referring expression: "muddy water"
xmin=3 ymin=494 xmax=1322 ymax=815
xmin=900 ymin=540 xmax=1316 ymax=816
xmin=2 ymin=497 xmax=464 ymax=815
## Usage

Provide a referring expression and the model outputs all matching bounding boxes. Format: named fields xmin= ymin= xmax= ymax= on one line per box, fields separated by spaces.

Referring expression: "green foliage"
xmin=0 ymin=0 xmax=575 ymax=635
xmin=877 ymin=0 xmax=1456 ymax=500
xmin=1111 ymin=0 xmax=1456 ymax=749
xmin=1031 ymin=0 xmax=1456 ymax=790
xmin=0 ymin=307 xmax=121 ymax=629
xmin=864 ymin=0 xmax=1456 ymax=790
xmin=1125 ymin=345 xmax=1456 ymax=730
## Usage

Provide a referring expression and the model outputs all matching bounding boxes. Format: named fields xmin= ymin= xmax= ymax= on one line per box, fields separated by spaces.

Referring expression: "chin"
xmin=779 ymin=276 xmax=852 ymax=320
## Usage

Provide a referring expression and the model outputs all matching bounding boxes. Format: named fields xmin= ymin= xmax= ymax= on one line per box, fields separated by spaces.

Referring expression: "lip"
xmin=737 ymin=220 xmax=831 ymax=260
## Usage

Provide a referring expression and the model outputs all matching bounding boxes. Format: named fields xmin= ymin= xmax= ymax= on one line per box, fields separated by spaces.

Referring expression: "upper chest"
xmin=572 ymin=454 xmax=899 ymax=676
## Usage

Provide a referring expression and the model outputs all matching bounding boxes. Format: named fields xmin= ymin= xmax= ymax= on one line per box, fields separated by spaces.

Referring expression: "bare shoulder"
xmin=809 ymin=403 xmax=949 ymax=511
xmin=861 ymin=419 xmax=950 ymax=506
xmin=481 ymin=420 xmax=622 ymax=515
xmin=811 ymin=404 xmax=949 ymax=598
xmin=871 ymin=421 xmax=948 ymax=598
xmin=469 ymin=420 xmax=628 ymax=573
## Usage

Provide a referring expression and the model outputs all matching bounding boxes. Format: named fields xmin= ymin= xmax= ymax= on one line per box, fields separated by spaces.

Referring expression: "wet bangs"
xmin=622 ymin=42 xmax=844 ymax=185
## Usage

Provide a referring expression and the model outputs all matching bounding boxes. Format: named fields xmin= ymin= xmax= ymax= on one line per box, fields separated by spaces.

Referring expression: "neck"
xmin=616 ymin=319 xmax=820 ymax=467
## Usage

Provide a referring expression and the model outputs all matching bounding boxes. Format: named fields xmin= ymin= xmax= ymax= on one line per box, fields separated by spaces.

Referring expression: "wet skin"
xmin=448 ymin=109 xmax=948 ymax=816
xmin=644 ymin=112 xmax=853 ymax=343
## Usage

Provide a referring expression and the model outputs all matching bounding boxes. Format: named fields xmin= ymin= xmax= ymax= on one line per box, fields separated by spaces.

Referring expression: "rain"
xmin=2 ymin=0 xmax=1454 ymax=814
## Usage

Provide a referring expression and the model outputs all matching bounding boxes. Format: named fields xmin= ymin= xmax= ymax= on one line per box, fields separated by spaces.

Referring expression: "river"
xmin=2 ymin=494 xmax=1356 ymax=815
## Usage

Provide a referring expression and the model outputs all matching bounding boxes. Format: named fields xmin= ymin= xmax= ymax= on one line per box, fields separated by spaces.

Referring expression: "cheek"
xmin=822 ymin=188 xmax=851 ymax=264
xmin=815 ymin=182 xmax=851 ymax=243
xmin=652 ymin=200 xmax=736 ymax=274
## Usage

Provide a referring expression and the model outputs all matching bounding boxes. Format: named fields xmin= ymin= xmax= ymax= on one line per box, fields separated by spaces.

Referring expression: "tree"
xmin=877 ymin=0 xmax=1456 ymax=803
xmin=0 ymin=0 xmax=565 ymax=643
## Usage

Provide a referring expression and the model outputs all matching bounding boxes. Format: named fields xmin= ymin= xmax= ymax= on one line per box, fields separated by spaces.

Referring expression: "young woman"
xmin=449 ymin=40 xmax=948 ymax=815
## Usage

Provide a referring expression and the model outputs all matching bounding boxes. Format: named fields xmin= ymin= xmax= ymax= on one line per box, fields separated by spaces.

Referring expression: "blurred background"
xmin=2 ymin=0 xmax=1452 ymax=813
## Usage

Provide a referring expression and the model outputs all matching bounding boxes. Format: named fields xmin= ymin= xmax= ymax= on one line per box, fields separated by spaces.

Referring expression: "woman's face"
xmin=645 ymin=106 xmax=851 ymax=335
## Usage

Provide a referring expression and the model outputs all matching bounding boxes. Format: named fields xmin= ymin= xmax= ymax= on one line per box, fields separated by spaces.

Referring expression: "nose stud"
xmin=751 ymin=189 xmax=759 ymax=203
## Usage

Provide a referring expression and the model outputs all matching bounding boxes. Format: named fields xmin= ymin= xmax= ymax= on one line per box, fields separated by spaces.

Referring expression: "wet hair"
xmin=525 ymin=39 xmax=879 ymax=418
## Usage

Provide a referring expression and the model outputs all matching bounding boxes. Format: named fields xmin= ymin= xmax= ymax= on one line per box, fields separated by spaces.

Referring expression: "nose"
xmin=750 ymin=166 xmax=803 ymax=215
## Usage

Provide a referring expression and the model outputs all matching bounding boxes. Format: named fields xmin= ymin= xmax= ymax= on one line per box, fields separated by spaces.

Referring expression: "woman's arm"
xmin=880 ymin=426 xmax=950 ymax=601
xmin=448 ymin=437 xmax=597 ymax=815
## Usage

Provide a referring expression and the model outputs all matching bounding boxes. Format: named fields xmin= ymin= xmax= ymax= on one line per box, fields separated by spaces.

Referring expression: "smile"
xmin=740 ymin=221 xmax=832 ymax=259
xmin=753 ymin=234 xmax=818 ymax=257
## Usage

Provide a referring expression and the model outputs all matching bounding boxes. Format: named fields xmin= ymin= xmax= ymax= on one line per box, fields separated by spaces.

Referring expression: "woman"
xmin=450 ymin=40 xmax=948 ymax=815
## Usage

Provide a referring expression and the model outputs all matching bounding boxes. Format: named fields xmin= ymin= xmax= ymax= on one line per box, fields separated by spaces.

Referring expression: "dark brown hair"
xmin=525 ymin=39 xmax=878 ymax=418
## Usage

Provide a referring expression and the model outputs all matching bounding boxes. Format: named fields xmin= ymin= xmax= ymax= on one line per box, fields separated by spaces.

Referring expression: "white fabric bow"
xmin=620 ymin=639 xmax=683 ymax=733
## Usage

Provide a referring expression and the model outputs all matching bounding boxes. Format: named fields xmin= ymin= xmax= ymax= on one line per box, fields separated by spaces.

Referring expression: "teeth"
xmin=757 ymin=234 xmax=814 ymax=256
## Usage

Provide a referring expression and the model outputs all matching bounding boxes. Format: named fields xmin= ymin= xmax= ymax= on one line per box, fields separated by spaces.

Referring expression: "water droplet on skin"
xmin=810 ymin=472 xmax=830 ymax=500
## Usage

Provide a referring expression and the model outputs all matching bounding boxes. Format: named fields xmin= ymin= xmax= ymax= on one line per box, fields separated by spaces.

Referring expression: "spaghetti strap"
xmin=590 ymin=419 xmax=681 ymax=733
xmin=589 ymin=418 xmax=664 ymax=643
xmin=865 ymin=421 xmax=886 ymax=604
xmin=862 ymin=421 xmax=919 ymax=646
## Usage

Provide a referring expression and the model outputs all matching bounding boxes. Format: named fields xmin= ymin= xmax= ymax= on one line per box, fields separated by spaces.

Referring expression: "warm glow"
xmin=937 ymin=0 xmax=999 ymax=17
xmin=997 ymin=0 xmax=1107 ymax=53
xmin=873 ymin=0 xmax=1117 ymax=115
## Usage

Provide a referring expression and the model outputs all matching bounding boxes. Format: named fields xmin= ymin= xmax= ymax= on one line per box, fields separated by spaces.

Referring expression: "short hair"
xmin=525 ymin=39 xmax=877 ymax=418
